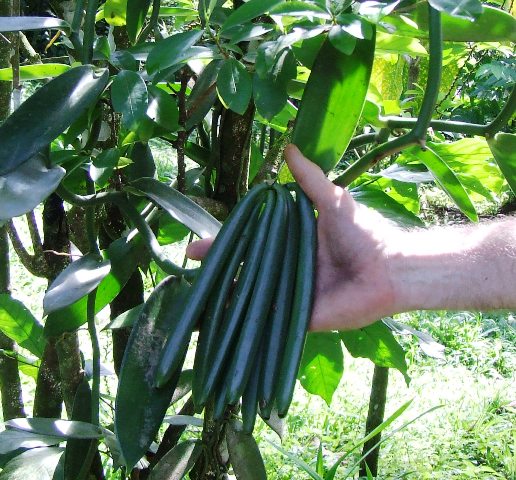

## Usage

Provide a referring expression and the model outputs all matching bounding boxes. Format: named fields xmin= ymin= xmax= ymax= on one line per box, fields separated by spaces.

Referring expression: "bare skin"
xmin=187 ymin=144 xmax=516 ymax=331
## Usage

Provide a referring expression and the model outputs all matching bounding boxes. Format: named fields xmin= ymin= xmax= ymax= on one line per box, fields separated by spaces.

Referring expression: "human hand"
xmin=187 ymin=144 xmax=400 ymax=331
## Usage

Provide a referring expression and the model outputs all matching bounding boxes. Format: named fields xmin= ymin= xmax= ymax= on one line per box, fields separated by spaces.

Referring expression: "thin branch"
xmin=6 ymin=221 xmax=49 ymax=277
xmin=138 ymin=0 xmax=161 ymax=42
xmin=177 ymin=69 xmax=190 ymax=194
xmin=25 ymin=211 xmax=43 ymax=256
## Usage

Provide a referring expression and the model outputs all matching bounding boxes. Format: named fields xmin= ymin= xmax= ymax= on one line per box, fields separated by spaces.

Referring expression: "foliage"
xmin=0 ymin=0 xmax=514 ymax=478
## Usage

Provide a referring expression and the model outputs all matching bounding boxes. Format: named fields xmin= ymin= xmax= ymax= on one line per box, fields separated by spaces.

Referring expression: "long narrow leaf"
xmin=0 ymin=16 xmax=69 ymax=32
xmin=267 ymin=440 xmax=323 ymax=480
xmin=130 ymin=177 xmax=221 ymax=238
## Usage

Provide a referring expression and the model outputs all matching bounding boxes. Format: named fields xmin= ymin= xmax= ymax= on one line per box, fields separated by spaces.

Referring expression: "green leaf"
xmin=130 ymin=177 xmax=221 ymax=239
xmin=0 ymin=152 xmax=65 ymax=223
xmin=351 ymin=189 xmax=423 ymax=227
xmin=226 ymin=420 xmax=267 ymax=480
xmin=405 ymin=146 xmax=478 ymax=222
xmin=44 ymin=237 xmax=143 ymax=337
xmin=0 ymin=294 xmax=45 ymax=358
xmin=157 ymin=216 xmax=190 ymax=246
xmin=249 ymin=143 xmax=265 ymax=183
xmin=162 ymin=415 xmax=203 ymax=427
xmin=298 ymin=332 xmax=343 ymax=406
xmin=376 ymin=32 xmax=427 ymax=56
xmin=0 ymin=447 xmax=64 ymax=480
xmin=125 ymin=142 xmax=156 ymax=181
xmin=253 ymin=74 xmax=287 ymax=121
xmin=339 ymin=322 xmax=409 ymax=383
xmin=104 ymin=304 xmax=144 ymax=330
xmin=0 ymin=16 xmax=68 ymax=32
xmin=111 ymin=70 xmax=148 ymax=131
xmin=216 ymin=58 xmax=252 ymax=115
xmin=43 ymin=254 xmax=111 ymax=316
xmin=104 ymin=0 xmax=127 ymax=26
xmin=487 ymin=133 xmax=516 ymax=196
xmin=0 ymin=349 xmax=40 ymax=379
xmin=6 ymin=418 xmax=103 ymax=440
xmin=428 ymin=0 xmax=483 ymax=21
xmin=328 ymin=26 xmax=356 ymax=55
xmin=0 ymin=65 xmax=108 ymax=176
xmin=221 ymin=0 xmax=283 ymax=32
xmin=170 ymin=369 xmax=193 ymax=405
xmin=268 ymin=1 xmax=330 ymax=19
xmin=147 ymin=86 xmax=179 ymax=132
xmin=126 ymin=0 xmax=151 ymax=43
xmin=0 ymin=64 xmax=71 ymax=81
xmin=146 ymin=29 xmax=203 ymax=74
xmin=115 ymin=277 xmax=191 ymax=470
xmin=148 ymin=440 xmax=202 ymax=480
xmin=90 ymin=148 xmax=121 ymax=187
xmin=0 ymin=430 xmax=61 ymax=454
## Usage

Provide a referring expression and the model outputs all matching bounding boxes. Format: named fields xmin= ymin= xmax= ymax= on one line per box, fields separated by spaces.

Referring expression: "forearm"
xmin=387 ymin=217 xmax=516 ymax=314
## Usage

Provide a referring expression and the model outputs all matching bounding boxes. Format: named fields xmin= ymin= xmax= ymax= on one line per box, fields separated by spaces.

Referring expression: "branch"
xmin=380 ymin=116 xmax=487 ymax=136
xmin=6 ymin=221 xmax=49 ymax=277
xmin=334 ymin=5 xmax=442 ymax=187
xmin=57 ymin=186 xmax=199 ymax=280
xmin=25 ymin=211 xmax=44 ymax=256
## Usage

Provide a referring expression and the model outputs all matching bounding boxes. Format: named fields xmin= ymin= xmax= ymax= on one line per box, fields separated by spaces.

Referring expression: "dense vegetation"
xmin=0 ymin=0 xmax=514 ymax=478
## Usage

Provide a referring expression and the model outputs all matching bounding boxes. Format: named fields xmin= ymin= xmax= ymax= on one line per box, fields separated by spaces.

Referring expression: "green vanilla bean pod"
xmin=275 ymin=185 xmax=317 ymax=418
xmin=242 ymin=344 xmax=264 ymax=434
xmin=155 ymin=183 xmax=269 ymax=388
xmin=225 ymin=184 xmax=288 ymax=405
xmin=259 ymin=188 xmax=299 ymax=420
xmin=196 ymin=190 xmax=277 ymax=406
xmin=192 ymin=201 xmax=262 ymax=408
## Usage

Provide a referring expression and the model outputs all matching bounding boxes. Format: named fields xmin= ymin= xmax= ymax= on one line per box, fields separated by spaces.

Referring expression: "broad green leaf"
xmin=104 ymin=304 xmax=144 ymax=330
xmin=0 ymin=64 xmax=71 ymax=81
xmin=6 ymin=418 xmax=103 ymax=439
xmin=351 ymin=189 xmax=423 ymax=227
xmin=409 ymin=146 xmax=478 ymax=221
xmin=0 ymin=447 xmax=64 ymax=480
xmin=298 ymin=332 xmax=343 ymax=405
xmin=111 ymin=70 xmax=148 ymax=131
xmin=44 ymin=236 xmax=143 ymax=337
xmin=157 ymin=7 xmax=198 ymax=18
xmin=0 ymin=349 xmax=40 ymax=379
xmin=126 ymin=0 xmax=151 ymax=43
xmin=126 ymin=142 xmax=156 ymax=181
xmin=253 ymin=74 xmax=287 ymax=121
xmin=147 ymin=86 xmax=179 ymax=132
xmin=366 ymin=176 xmax=421 ymax=215
xmin=336 ymin=13 xmax=374 ymax=39
xmin=378 ymin=163 xmax=434 ymax=184
xmin=376 ymin=32 xmax=427 ymax=56
xmin=146 ymin=30 xmax=203 ymax=74
xmin=216 ymin=58 xmax=252 ymax=115
xmin=43 ymin=254 xmax=111 ymax=316
xmin=63 ymin=380 xmax=95 ymax=479
xmin=340 ymin=322 xmax=409 ymax=383
xmin=224 ymin=24 xmax=274 ymax=44
xmin=90 ymin=148 xmax=121 ymax=187
xmin=104 ymin=0 xmax=127 ymax=26
xmin=428 ymin=0 xmax=483 ymax=21
xmin=0 ymin=294 xmax=45 ymax=358
xmin=384 ymin=5 xmax=516 ymax=42
xmin=0 ymin=65 xmax=108 ymax=176
xmin=0 ymin=16 xmax=68 ymax=32
xmin=328 ymin=26 xmax=357 ymax=55
xmin=157 ymin=216 xmax=190 ymax=246
xmin=130 ymin=177 xmax=221 ymax=238
xmin=0 ymin=152 xmax=65 ymax=223
xmin=0 ymin=430 xmax=61 ymax=454
xmin=226 ymin=420 xmax=267 ymax=480
xmin=384 ymin=319 xmax=445 ymax=359
xmin=115 ymin=277 xmax=191 ymax=470
xmin=149 ymin=440 xmax=202 ymax=480
xmin=429 ymin=138 xmax=505 ymax=203
xmin=249 ymin=142 xmax=265 ymax=182
xmin=488 ymin=133 xmax=516 ymax=196
xmin=221 ymin=0 xmax=283 ymax=32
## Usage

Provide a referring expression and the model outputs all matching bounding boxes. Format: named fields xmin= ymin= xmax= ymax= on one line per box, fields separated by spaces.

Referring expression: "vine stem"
xmin=335 ymin=4 xmax=442 ymax=187
xmin=484 ymin=84 xmax=516 ymax=137
xmin=56 ymin=186 xmax=199 ymax=280
xmin=82 ymin=0 xmax=98 ymax=64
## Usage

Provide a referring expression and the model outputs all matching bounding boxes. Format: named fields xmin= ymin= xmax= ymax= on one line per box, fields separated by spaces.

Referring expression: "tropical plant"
xmin=0 ymin=0 xmax=514 ymax=478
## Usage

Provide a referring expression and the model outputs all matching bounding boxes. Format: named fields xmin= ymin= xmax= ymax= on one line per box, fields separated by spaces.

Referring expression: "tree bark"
xmin=360 ymin=366 xmax=389 ymax=478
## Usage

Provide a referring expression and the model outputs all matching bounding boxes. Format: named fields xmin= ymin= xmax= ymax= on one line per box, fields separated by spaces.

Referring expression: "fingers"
xmin=186 ymin=237 xmax=213 ymax=260
xmin=284 ymin=144 xmax=346 ymax=210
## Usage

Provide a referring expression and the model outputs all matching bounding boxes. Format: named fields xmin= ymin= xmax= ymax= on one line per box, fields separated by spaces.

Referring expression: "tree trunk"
xmin=359 ymin=365 xmax=389 ymax=478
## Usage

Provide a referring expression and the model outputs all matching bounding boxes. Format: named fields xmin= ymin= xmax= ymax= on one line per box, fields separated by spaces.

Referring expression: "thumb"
xmin=284 ymin=144 xmax=344 ymax=209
